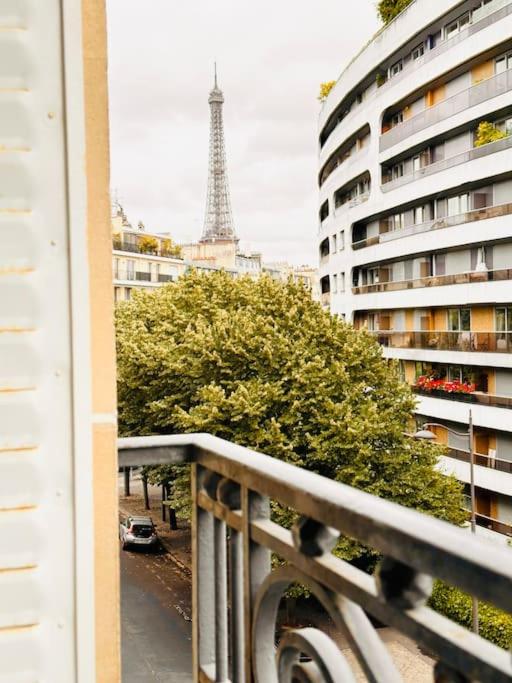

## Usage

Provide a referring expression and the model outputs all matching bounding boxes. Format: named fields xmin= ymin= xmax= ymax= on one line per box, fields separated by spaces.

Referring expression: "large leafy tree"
xmin=116 ymin=271 xmax=465 ymax=558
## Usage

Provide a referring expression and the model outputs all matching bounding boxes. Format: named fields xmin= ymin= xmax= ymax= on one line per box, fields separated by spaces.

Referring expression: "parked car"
xmin=119 ymin=515 xmax=159 ymax=550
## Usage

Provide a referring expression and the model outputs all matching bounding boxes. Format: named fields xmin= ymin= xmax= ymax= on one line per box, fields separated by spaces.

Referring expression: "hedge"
xmin=429 ymin=581 xmax=512 ymax=650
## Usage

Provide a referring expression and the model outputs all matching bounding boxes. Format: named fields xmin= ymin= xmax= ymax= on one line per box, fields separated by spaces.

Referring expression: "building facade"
xmin=318 ymin=0 xmax=512 ymax=537
xmin=112 ymin=209 xmax=188 ymax=302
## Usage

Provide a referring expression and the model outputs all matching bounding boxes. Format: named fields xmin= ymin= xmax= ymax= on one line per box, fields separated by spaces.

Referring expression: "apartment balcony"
xmin=348 ymin=191 xmax=370 ymax=208
xmin=378 ymin=0 xmax=512 ymax=94
xmin=158 ymin=273 xmax=174 ymax=283
xmin=118 ymin=433 xmax=512 ymax=682
xmin=373 ymin=330 xmax=512 ymax=353
xmin=413 ymin=385 xmax=512 ymax=410
xmin=352 ymin=267 xmax=512 ymax=295
xmin=380 ymin=68 xmax=512 ymax=152
xmin=135 ymin=271 xmax=152 ymax=281
xmin=381 ymin=135 xmax=512 ymax=192
xmin=352 ymin=201 xmax=512 ymax=250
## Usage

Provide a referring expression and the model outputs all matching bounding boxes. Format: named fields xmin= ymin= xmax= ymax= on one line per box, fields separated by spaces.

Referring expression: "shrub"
xmin=318 ymin=81 xmax=336 ymax=103
xmin=429 ymin=581 xmax=512 ymax=649
xmin=138 ymin=235 xmax=159 ymax=255
xmin=377 ymin=0 xmax=413 ymax=24
xmin=474 ymin=121 xmax=508 ymax=147
xmin=161 ymin=237 xmax=183 ymax=259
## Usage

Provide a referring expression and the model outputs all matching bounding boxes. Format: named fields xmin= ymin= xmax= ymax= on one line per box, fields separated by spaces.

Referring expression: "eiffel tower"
xmin=201 ymin=65 xmax=237 ymax=243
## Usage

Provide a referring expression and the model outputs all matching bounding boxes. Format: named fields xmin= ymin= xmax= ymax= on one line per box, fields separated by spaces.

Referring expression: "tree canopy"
xmin=377 ymin=0 xmax=413 ymax=24
xmin=116 ymin=271 xmax=465 ymax=558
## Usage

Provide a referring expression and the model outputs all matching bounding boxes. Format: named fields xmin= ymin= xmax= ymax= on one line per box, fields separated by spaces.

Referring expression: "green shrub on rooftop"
xmin=378 ymin=0 xmax=413 ymax=24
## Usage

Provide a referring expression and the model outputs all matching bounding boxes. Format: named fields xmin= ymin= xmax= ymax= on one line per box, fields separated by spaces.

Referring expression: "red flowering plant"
xmin=416 ymin=375 xmax=476 ymax=394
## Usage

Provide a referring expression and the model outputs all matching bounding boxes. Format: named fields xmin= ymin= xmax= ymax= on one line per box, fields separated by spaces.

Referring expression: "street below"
xmin=121 ymin=546 xmax=193 ymax=682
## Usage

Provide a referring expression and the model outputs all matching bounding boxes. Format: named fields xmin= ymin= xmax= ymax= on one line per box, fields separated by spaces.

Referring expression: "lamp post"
xmin=413 ymin=410 xmax=479 ymax=635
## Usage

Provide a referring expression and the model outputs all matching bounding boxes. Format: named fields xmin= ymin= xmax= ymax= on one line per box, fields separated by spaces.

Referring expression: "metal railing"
xmin=135 ymin=271 xmax=151 ymax=281
xmin=382 ymin=135 xmax=512 ymax=192
xmin=158 ymin=273 xmax=174 ymax=283
xmin=118 ymin=433 xmax=512 ymax=682
xmin=352 ymin=267 xmax=512 ymax=295
xmin=447 ymin=447 xmax=512 ymax=474
xmin=380 ymin=68 xmax=512 ymax=151
xmin=372 ymin=330 xmax=512 ymax=353
xmin=413 ymin=386 xmax=512 ymax=410
xmin=352 ymin=201 xmax=512 ymax=250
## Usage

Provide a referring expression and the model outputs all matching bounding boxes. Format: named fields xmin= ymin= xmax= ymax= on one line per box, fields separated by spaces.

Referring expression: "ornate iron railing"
xmin=119 ymin=433 xmax=512 ymax=683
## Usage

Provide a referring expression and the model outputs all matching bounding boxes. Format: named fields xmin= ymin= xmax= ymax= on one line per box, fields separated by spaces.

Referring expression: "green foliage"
xmin=429 ymin=581 xmax=512 ymax=649
xmin=161 ymin=237 xmax=183 ymax=259
xmin=138 ymin=235 xmax=159 ymax=255
xmin=318 ymin=81 xmax=336 ymax=103
xmin=377 ymin=0 xmax=413 ymax=24
xmin=116 ymin=271 xmax=465 ymax=562
xmin=474 ymin=121 xmax=508 ymax=147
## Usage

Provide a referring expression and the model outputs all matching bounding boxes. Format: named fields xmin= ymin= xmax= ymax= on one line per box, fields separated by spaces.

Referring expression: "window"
xmin=447 ymin=193 xmax=469 ymax=216
xmin=391 ymin=111 xmax=404 ymax=127
xmin=332 ymin=234 xmax=337 ymax=253
xmin=390 ymin=59 xmax=403 ymax=77
xmin=391 ymin=213 xmax=405 ymax=231
xmin=392 ymin=162 xmax=404 ymax=179
xmin=332 ymin=274 xmax=338 ymax=294
xmin=414 ymin=206 xmax=424 ymax=224
xmin=495 ymin=51 xmax=512 ymax=74
xmin=114 ymin=258 xmax=119 ymax=278
xmin=435 ymin=253 xmax=446 ymax=276
xmin=340 ymin=272 xmax=346 ymax=292
xmin=496 ymin=307 xmax=512 ymax=332
xmin=125 ymin=288 xmax=132 ymax=301
xmin=114 ymin=287 xmax=122 ymax=303
xmin=339 ymin=230 xmax=345 ymax=251
xmin=320 ymin=200 xmax=329 ymax=222
xmin=411 ymin=43 xmax=424 ymax=61
xmin=413 ymin=156 xmax=421 ymax=172
xmin=444 ymin=12 xmax=470 ymax=39
xmin=495 ymin=117 xmax=512 ymax=135
xmin=126 ymin=260 xmax=135 ymax=280
xmin=448 ymin=308 xmax=471 ymax=331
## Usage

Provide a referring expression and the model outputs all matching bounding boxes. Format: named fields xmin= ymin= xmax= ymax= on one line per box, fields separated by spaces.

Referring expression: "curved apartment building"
xmin=318 ymin=0 xmax=512 ymax=538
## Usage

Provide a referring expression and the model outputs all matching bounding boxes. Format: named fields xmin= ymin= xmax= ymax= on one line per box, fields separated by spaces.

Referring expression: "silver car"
xmin=119 ymin=515 xmax=159 ymax=550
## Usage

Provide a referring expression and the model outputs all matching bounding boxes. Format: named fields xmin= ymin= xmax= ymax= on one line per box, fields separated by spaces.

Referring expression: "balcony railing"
xmin=352 ymin=201 xmax=512 ymax=250
xmin=118 ymin=433 xmax=512 ymax=682
xmin=372 ymin=330 xmax=512 ymax=353
xmin=476 ymin=512 xmax=512 ymax=536
xmin=352 ymin=267 xmax=512 ymax=294
xmin=158 ymin=273 xmax=174 ymax=283
xmin=380 ymin=68 xmax=512 ymax=151
xmin=447 ymin=447 xmax=512 ymax=474
xmin=382 ymin=135 xmax=512 ymax=192
xmin=135 ymin=271 xmax=151 ymax=281
xmin=413 ymin=386 xmax=512 ymax=410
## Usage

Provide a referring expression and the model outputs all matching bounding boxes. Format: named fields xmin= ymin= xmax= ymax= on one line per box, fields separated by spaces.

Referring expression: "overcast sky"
xmin=107 ymin=1 xmax=379 ymax=266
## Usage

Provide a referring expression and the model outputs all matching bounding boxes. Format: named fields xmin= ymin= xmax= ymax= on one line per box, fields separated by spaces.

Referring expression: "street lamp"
xmin=413 ymin=409 xmax=479 ymax=635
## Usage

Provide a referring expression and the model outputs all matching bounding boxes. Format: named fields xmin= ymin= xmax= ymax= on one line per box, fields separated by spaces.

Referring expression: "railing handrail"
xmin=352 ymin=267 xmax=512 ymax=294
xmin=118 ymin=433 xmax=512 ymax=607
xmin=118 ymin=433 xmax=512 ymax=681
xmin=352 ymin=200 xmax=512 ymax=249
xmin=382 ymin=134 xmax=512 ymax=192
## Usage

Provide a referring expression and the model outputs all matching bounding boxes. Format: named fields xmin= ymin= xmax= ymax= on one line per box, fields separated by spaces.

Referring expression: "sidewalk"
xmin=118 ymin=471 xmax=192 ymax=581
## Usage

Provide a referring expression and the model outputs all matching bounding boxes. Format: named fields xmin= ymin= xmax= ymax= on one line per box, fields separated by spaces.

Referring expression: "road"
xmin=121 ymin=546 xmax=193 ymax=682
